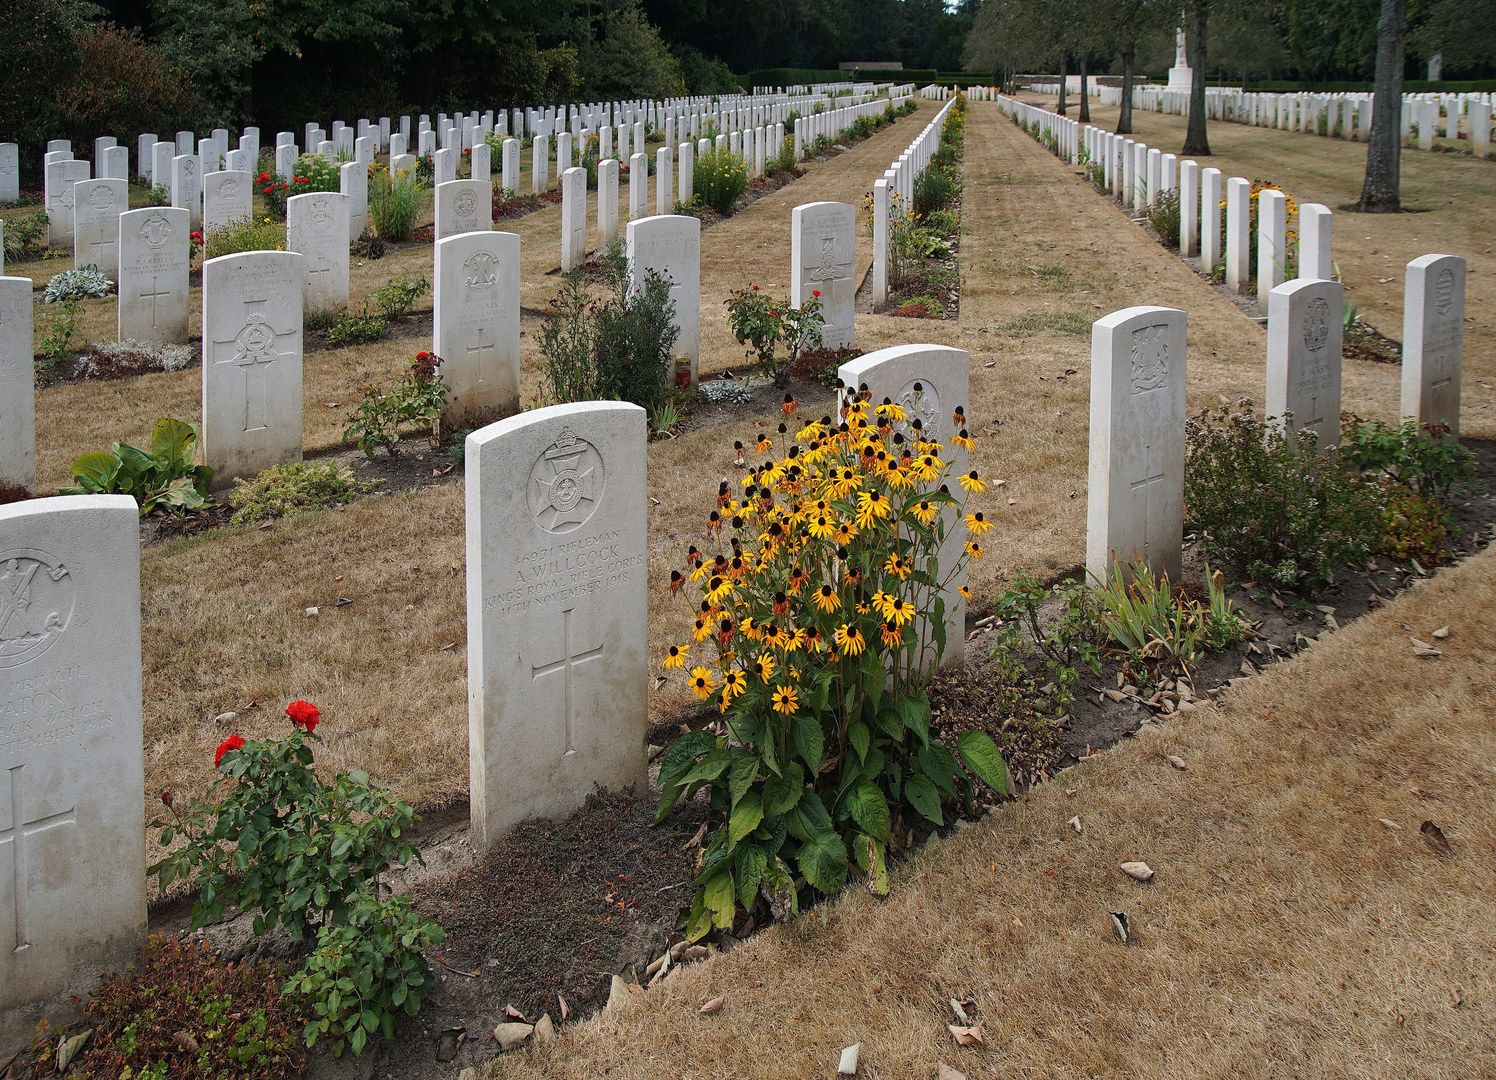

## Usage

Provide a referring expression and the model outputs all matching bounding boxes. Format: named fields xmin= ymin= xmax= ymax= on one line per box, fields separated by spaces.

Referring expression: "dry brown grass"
xmin=482 ymin=543 xmax=1496 ymax=1080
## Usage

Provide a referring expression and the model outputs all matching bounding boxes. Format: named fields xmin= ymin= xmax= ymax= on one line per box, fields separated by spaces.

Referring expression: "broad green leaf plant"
xmin=655 ymin=386 xmax=1011 ymax=941
xmin=62 ymin=417 xmax=214 ymax=515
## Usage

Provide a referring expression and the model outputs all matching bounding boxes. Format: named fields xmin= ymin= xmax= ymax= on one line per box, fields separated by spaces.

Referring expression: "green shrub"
xmin=724 ymin=284 xmax=825 ymax=388
xmin=924 ymin=208 xmax=959 ymax=236
xmin=1184 ymin=403 xmax=1384 ymax=591
xmin=369 ymin=169 xmax=422 ymax=241
xmin=3 ymin=211 xmax=51 ymax=261
xmin=655 ymin=390 xmax=1007 ymax=938
xmin=144 ymin=183 xmax=171 ymax=207
xmin=1092 ymin=558 xmax=1248 ymax=677
xmin=371 ymin=273 xmax=430 ymax=320
xmin=325 ymin=303 xmax=389 ymax=347
xmin=229 ymin=461 xmax=371 ymax=524
xmin=912 ymin=164 xmax=956 ymax=217
xmin=1378 ymin=481 xmax=1454 ymax=564
xmin=61 ymin=417 xmax=214 ymax=515
xmin=1146 ymin=189 xmax=1181 ymax=247
xmin=76 ymin=935 xmax=305 ymax=1080
xmin=294 ymin=153 xmax=342 ymax=193
xmin=694 ymin=147 xmax=749 ymax=215
xmin=1341 ymin=415 xmax=1477 ymax=500
xmin=538 ymin=246 xmax=682 ymax=412
xmin=343 ymin=352 xmax=449 ymax=457
xmin=36 ymin=298 xmax=83 ymax=362
xmin=986 ymin=572 xmax=1102 ymax=714
xmin=204 ymin=214 xmax=286 ymax=259
xmin=44 ymin=264 xmax=112 ymax=301
xmin=152 ymin=701 xmax=442 ymax=1058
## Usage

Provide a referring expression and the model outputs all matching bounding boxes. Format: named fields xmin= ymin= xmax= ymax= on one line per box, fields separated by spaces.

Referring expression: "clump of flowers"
xmin=724 ymin=284 xmax=825 ymax=389
xmin=655 ymin=386 xmax=1010 ymax=940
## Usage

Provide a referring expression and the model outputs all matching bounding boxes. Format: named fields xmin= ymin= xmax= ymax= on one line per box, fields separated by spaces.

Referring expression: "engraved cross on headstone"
xmin=1130 ymin=443 xmax=1167 ymax=562
xmin=467 ymin=326 xmax=495 ymax=357
xmin=139 ymin=276 xmax=171 ymax=328
xmin=1 ymin=763 xmax=76 ymax=952
xmin=211 ymin=299 xmax=296 ymax=432
xmin=530 ymin=607 xmax=603 ymax=757
xmin=88 ymin=234 xmax=116 ymax=265
xmin=307 ymin=256 xmax=332 ymax=283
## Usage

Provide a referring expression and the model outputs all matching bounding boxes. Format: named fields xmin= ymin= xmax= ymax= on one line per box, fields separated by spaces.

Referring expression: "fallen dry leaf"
xmin=1409 ymin=637 xmax=1442 ymax=656
xmin=492 ymin=1023 xmax=533 ymax=1050
xmin=505 ymin=1004 xmax=528 ymax=1022
xmin=1448 ymin=986 xmax=1463 ymax=1009
xmin=938 ymin=1065 xmax=968 ymax=1080
xmin=948 ymin=1023 xmax=984 ymax=1047
xmin=1432 ymin=625 xmax=1450 ymax=639
xmin=699 ymin=996 xmax=724 ymax=1016
xmin=533 ymin=1013 xmax=556 ymax=1044
xmin=837 ymin=1044 xmax=861 ymax=1075
xmin=1378 ymin=818 xmax=1403 ymax=830
xmin=1110 ymin=911 xmax=1130 ymax=943
xmin=1067 ymin=815 xmax=1082 ymax=834
xmin=1120 ymin=861 xmax=1154 ymax=882
xmin=558 ymin=993 xmax=570 ymax=1021
xmin=1167 ymin=755 xmax=1188 ymax=770
xmin=1421 ymin=820 xmax=1452 ymax=855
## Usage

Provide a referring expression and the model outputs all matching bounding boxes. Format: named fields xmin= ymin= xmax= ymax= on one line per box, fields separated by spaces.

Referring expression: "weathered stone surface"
xmin=171 ymin=154 xmax=199 ymax=231
xmin=1086 ymin=306 xmax=1187 ymax=583
xmin=626 ymin=215 xmax=699 ymax=382
xmin=1 ymin=277 xmax=35 ymax=492
xmin=45 ymin=159 xmax=90 ymax=248
xmin=791 ymin=201 xmax=856 ymax=350
xmin=340 ymin=161 xmax=367 ymax=243
xmin=201 ymin=170 xmax=251 ymax=236
xmin=70 ymin=178 xmax=126 ymax=277
xmin=837 ymin=345 xmax=971 ymax=668
xmin=435 ymin=180 xmax=492 ymax=241
xmin=0 ymin=494 xmax=145 ymax=1014
xmin=465 ymin=402 xmax=648 ymax=849
xmin=560 ymin=167 xmax=587 ymax=271
xmin=201 ymin=251 xmax=305 ymax=487
xmin=118 ymin=207 xmax=190 ymax=345
xmin=434 ymin=231 xmax=521 ymax=423
xmin=286 ymin=192 xmax=349 ymax=315
xmin=1266 ymin=278 xmax=1343 ymax=454
xmin=1401 ymin=254 xmax=1465 ymax=438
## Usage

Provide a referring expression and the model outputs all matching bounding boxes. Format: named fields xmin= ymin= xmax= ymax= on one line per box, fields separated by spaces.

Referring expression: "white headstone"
xmin=557 ymin=132 xmax=572 ymax=174
xmin=63 ymin=176 xmax=121 ymax=280
xmin=434 ymin=231 xmax=521 ymax=423
xmin=1 ymin=277 xmax=35 ymax=491
xmin=171 ymin=154 xmax=200 ymax=231
xmin=434 ymin=148 xmax=457 ymax=187
xmin=202 ymin=251 xmax=306 ymax=485
xmin=119 ymin=207 xmax=191 ymax=344
xmin=101 ymin=145 xmax=129 ymax=181
xmin=151 ymin=142 xmax=174 ymax=191
xmin=46 ymin=139 xmax=71 ymax=154
xmin=175 ymin=131 xmax=193 ymax=155
xmin=655 ymin=147 xmax=672 ymax=215
xmin=626 ymin=215 xmax=699 ymax=381
xmin=1086 ymin=306 xmax=1187 ymax=583
xmin=532 ymin=136 xmax=548 ymax=194
xmin=1298 ymin=203 xmax=1332 ymax=281
xmin=1200 ymin=167 xmax=1222 ymax=273
xmin=135 ymin=134 xmax=156 ymax=181
xmin=791 ymin=201 xmax=856 ymax=350
xmin=0 ymin=494 xmax=146 ymax=1013
xmin=597 ymin=158 xmax=619 ymax=247
xmin=202 ymin=170 xmax=252 ymax=235
xmin=560 ymin=167 xmax=588 ymax=271
xmin=836 ymin=346 xmax=970 ymax=668
xmin=628 ymin=152 xmax=648 ymax=219
xmin=286 ymin=192 xmax=350 ymax=314
xmin=1179 ymin=159 xmax=1198 ymax=257
xmin=0 ymin=143 xmax=18 ymax=204
xmin=1257 ymin=187 xmax=1287 ymax=298
xmin=471 ymin=141 xmax=491 ymax=184
xmin=435 ymin=179 xmax=492 ymax=241
xmin=340 ymin=161 xmax=368 ymax=242
xmin=45 ymin=159 xmax=90 ymax=247
xmin=677 ymin=142 xmax=693 ymax=204
xmin=389 ymin=133 xmax=407 ymax=161
xmin=1224 ymin=177 xmax=1250 ymax=294
xmin=225 ymin=148 xmax=253 ymax=174
xmin=1266 ymin=278 xmax=1344 ymax=454
xmin=501 ymin=138 xmax=519 ymax=193
xmin=276 ymin=143 xmax=297 ymax=182
xmin=464 ymin=402 xmax=649 ymax=850
xmin=1400 ymin=254 xmax=1465 ymax=438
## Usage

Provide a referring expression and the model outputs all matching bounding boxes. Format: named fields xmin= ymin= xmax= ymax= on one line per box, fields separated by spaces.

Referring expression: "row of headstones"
xmin=1 ymin=251 xmax=1469 ymax=1009
xmin=870 ymin=97 xmax=958 ymax=308
xmin=0 ymin=192 xmax=869 ymax=496
xmin=0 ymin=337 xmax=967 ymax=1015
xmin=1105 ymin=84 xmax=1493 ymax=159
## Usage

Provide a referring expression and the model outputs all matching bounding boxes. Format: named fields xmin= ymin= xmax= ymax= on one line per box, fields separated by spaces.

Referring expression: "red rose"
xmin=160 ymin=789 xmax=173 ymax=807
xmin=286 ymin=700 xmax=320 ymax=732
xmin=214 ymin=734 xmax=245 ymax=768
xmin=812 ymin=290 xmax=821 ymax=297
xmin=751 ymin=284 xmax=759 ymax=290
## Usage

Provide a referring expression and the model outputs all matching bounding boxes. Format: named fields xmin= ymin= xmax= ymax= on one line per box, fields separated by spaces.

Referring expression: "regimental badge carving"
xmin=1129 ymin=324 xmax=1170 ymax=394
xmin=1435 ymin=267 xmax=1455 ymax=317
xmin=139 ymin=210 xmax=174 ymax=248
xmin=0 ymin=550 xmax=74 ymax=669
xmin=307 ymin=195 xmax=334 ymax=233
xmin=808 ymin=234 xmax=850 ymax=283
xmin=529 ymin=428 xmax=605 ymax=534
xmin=89 ymin=184 xmax=116 ymax=211
xmin=895 ymin=378 xmax=941 ymax=440
xmin=183 ymin=158 xmax=196 ymax=178
xmin=1302 ymin=297 xmax=1330 ymax=353
xmin=454 ymin=189 xmax=477 ymax=217
xmin=464 ymin=251 xmax=499 ymax=296
xmin=219 ymin=177 xmax=239 ymax=199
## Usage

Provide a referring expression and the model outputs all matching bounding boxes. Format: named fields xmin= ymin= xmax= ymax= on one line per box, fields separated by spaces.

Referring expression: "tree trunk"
xmin=1118 ymin=47 xmax=1135 ymax=134
xmin=1080 ymin=54 xmax=1091 ymax=121
xmin=1357 ymin=0 xmax=1406 ymax=211
xmin=1057 ymin=55 xmax=1068 ymax=115
xmin=1182 ymin=2 xmax=1211 ymax=154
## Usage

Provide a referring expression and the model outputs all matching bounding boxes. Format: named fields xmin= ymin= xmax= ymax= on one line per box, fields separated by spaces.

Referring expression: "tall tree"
xmin=1356 ymin=0 xmax=1406 ymax=211
xmin=1181 ymin=0 xmax=1211 ymax=154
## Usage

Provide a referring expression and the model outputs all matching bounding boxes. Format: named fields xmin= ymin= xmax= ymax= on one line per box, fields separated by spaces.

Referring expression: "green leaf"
xmin=727 ymin=750 xmax=759 ymax=808
xmin=917 ymin=743 xmax=960 ymax=798
xmin=785 ymin=789 xmax=832 ymax=842
xmin=873 ymin=705 xmax=903 ymax=739
xmin=956 ymin=730 xmax=1010 ymax=797
xmin=796 ymin=830 xmax=848 ymax=894
xmin=350 ymin=1025 xmax=367 ymax=1054
xmin=702 ymin=868 xmax=737 ymax=930
xmin=657 ymin=729 xmax=716 ymax=789
xmin=151 ymin=417 xmax=200 ymax=470
xmin=792 ymin=715 xmax=823 ymax=773
xmin=900 ymin=694 xmax=932 ymax=745
xmin=903 ymin=773 xmax=944 ymax=825
xmin=728 ymin=790 xmax=764 ymax=846
xmin=653 ymin=781 xmax=688 ymax=826
xmin=676 ymin=746 xmax=731 ymax=785
xmin=69 ymin=450 xmax=121 ymax=488
xmin=733 ymin=844 xmax=768 ymax=909
xmin=848 ymin=781 xmax=890 ymax=844
xmin=753 ymin=814 xmax=788 ymax=856
xmin=859 ymin=833 xmax=890 ymax=896
xmin=847 ymin=721 xmax=870 ymax=765
xmin=762 ymin=761 xmax=804 ymax=817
